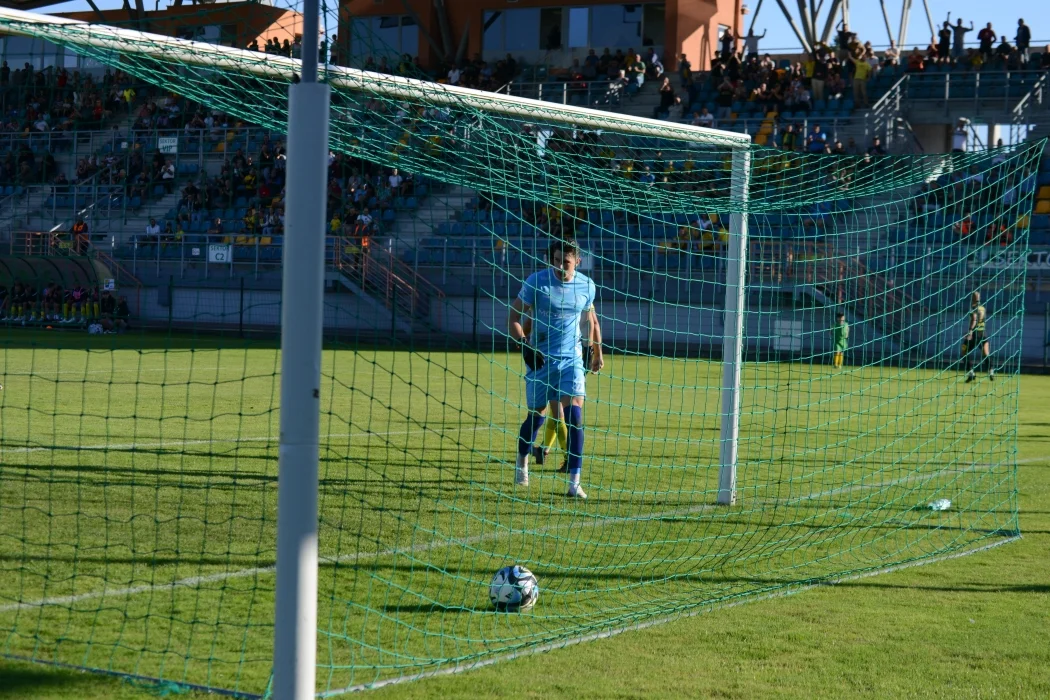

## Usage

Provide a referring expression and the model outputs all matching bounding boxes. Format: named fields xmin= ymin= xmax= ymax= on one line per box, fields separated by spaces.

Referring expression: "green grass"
xmin=0 ymin=343 xmax=1045 ymax=698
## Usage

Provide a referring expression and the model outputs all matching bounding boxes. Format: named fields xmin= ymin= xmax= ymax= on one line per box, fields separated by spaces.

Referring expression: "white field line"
xmin=323 ymin=535 xmax=1021 ymax=696
xmin=2 ymin=366 xmax=232 ymax=377
xmin=2 ymin=425 xmax=494 ymax=456
xmin=2 ymin=455 xmax=1038 ymax=615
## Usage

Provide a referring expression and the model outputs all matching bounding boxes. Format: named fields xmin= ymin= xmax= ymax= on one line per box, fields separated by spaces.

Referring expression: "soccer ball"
xmin=489 ymin=564 xmax=539 ymax=612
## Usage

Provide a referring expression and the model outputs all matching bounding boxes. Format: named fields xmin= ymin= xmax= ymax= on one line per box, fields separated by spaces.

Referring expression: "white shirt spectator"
xmin=952 ymin=127 xmax=968 ymax=151
xmin=145 ymin=222 xmax=161 ymax=237
xmin=356 ymin=212 xmax=373 ymax=226
xmin=33 ymin=119 xmax=49 ymax=132
xmin=694 ymin=110 xmax=715 ymax=128
xmin=161 ymin=163 xmax=175 ymax=180
xmin=389 ymin=172 xmax=403 ymax=190
xmin=448 ymin=68 xmax=462 ymax=84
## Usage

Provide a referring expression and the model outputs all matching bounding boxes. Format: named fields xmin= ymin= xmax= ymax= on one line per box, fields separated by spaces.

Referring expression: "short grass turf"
xmin=0 ymin=342 xmax=1044 ymax=698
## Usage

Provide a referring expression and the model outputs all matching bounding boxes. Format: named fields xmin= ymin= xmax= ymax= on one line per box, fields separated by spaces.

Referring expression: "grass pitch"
xmin=0 ymin=335 xmax=1044 ymax=698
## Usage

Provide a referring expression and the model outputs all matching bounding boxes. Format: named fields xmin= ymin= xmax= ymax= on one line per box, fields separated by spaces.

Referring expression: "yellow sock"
xmin=62 ymin=303 xmax=69 ymax=318
xmin=555 ymin=419 xmax=568 ymax=451
xmin=92 ymin=302 xmax=100 ymax=318
xmin=541 ymin=419 xmax=559 ymax=451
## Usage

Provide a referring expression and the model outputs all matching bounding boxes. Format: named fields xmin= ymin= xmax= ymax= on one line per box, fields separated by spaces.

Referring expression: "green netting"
xmin=0 ymin=7 xmax=1039 ymax=698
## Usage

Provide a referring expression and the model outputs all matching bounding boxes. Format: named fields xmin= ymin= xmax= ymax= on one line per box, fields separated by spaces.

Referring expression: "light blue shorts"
xmin=525 ymin=356 xmax=586 ymax=410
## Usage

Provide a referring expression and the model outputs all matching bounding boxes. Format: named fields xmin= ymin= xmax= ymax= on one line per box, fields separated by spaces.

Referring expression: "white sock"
xmin=516 ymin=454 xmax=529 ymax=472
xmin=570 ymin=471 xmax=580 ymax=487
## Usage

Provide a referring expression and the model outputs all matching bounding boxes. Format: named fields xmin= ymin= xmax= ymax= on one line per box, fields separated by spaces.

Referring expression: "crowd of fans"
xmin=914 ymin=148 xmax=1035 ymax=246
xmin=151 ymin=137 xmax=410 ymax=250
xmin=0 ymin=65 xmax=152 ymax=185
xmin=642 ymin=15 xmax=1050 ymax=135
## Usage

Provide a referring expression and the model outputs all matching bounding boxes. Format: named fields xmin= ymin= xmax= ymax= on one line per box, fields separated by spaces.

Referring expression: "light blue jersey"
xmin=517 ymin=268 xmax=596 ymax=359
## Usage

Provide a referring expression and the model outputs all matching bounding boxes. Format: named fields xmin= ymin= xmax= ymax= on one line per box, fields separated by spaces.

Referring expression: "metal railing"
xmin=500 ymin=79 xmax=623 ymax=107
xmin=1009 ymin=71 xmax=1050 ymax=144
xmin=878 ymin=70 xmax=1050 ymax=118
xmin=865 ymin=73 xmax=909 ymax=150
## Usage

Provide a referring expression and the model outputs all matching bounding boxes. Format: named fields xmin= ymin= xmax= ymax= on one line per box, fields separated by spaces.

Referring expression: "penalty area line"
xmin=322 ymin=535 xmax=1021 ymax=696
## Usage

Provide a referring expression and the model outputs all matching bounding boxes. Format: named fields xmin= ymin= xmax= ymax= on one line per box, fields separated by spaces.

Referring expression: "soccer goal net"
xmin=0 ymin=7 xmax=1039 ymax=697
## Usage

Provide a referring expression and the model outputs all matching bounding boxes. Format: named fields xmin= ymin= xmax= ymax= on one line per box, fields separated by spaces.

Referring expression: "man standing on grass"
xmin=508 ymin=237 xmax=603 ymax=499
xmin=832 ymin=312 xmax=849 ymax=369
xmin=965 ymin=291 xmax=994 ymax=383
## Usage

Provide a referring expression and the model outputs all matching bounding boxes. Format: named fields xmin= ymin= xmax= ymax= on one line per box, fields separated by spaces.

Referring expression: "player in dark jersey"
xmin=44 ymin=282 xmax=64 ymax=321
xmin=8 ymin=282 xmax=26 ymax=320
xmin=965 ymin=291 xmax=994 ymax=383
xmin=65 ymin=283 xmax=88 ymax=323
xmin=22 ymin=283 xmax=40 ymax=323
xmin=88 ymin=285 xmax=101 ymax=320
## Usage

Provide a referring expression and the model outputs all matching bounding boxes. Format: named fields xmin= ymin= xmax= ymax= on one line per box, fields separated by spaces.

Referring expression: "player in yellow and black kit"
xmin=964 ymin=291 xmax=994 ymax=383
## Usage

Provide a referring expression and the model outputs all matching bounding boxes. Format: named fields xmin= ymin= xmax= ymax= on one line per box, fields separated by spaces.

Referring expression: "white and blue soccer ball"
xmin=489 ymin=564 xmax=539 ymax=612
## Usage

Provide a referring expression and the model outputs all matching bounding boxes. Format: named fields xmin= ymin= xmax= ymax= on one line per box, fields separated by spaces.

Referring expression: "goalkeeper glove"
xmin=521 ymin=343 xmax=544 ymax=371
xmin=583 ymin=344 xmax=593 ymax=373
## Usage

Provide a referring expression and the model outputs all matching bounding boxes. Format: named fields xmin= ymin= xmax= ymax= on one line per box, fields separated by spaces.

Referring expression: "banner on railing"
xmin=972 ymin=249 xmax=1050 ymax=271
xmin=158 ymin=137 xmax=178 ymax=154
xmin=208 ymin=243 xmax=232 ymax=263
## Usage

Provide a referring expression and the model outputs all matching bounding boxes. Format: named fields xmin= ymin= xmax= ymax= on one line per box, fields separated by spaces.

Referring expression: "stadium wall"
xmin=130 ymin=287 xmax=1048 ymax=366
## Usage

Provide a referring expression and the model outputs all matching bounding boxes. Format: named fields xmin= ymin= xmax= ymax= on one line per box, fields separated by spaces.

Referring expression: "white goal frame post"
xmin=0 ymin=5 xmax=752 ymax=695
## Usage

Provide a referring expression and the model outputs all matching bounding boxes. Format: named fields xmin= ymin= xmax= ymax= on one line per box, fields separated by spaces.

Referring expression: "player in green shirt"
xmin=832 ymin=312 xmax=848 ymax=369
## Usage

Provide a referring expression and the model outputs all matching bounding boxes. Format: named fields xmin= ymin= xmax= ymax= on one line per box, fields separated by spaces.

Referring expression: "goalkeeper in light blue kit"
xmin=508 ymin=237 xmax=603 ymax=499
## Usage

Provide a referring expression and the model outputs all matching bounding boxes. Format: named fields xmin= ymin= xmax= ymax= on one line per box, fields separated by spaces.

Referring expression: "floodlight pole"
xmin=718 ymin=146 xmax=752 ymax=506
xmin=273 ymin=0 xmax=328 ymax=697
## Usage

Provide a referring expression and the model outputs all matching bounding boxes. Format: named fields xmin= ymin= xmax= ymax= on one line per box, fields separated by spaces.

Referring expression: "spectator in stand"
xmin=835 ymin=21 xmax=854 ymax=60
xmin=654 ymin=76 xmax=675 ymax=118
xmin=743 ymin=28 xmax=766 ymax=60
xmin=937 ymin=22 xmax=952 ymax=62
xmin=720 ymin=28 xmax=735 ymax=59
xmin=1016 ymin=19 xmax=1032 ymax=65
xmin=389 ymin=167 xmax=409 ymax=197
xmin=582 ymin=49 xmax=599 ymax=79
xmin=907 ymin=47 xmax=926 ymax=72
xmin=977 ymin=23 xmax=996 ymax=61
xmin=1042 ymin=45 xmax=1050 ymax=69
xmin=867 ymin=137 xmax=887 ymax=156
xmin=144 ymin=218 xmax=161 ymax=242
xmin=795 ymin=81 xmax=812 ymax=112
xmin=716 ymin=76 xmax=735 ymax=122
xmin=848 ymin=53 xmax=872 ymax=107
xmin=692 ymin=107 xmax=715 ymax=128
xmin=644 ymin=48 xmax=664 ymax=79
xmin=72 ymin=218 xmax=89 ymax=254
xmin=952 ymin=17 xmax=974 ymax=60
xmin=884 ymin=40 xmax=901 ymax=66
xmin=668 ymin=96 xmax=684 ymax=121
xmin=811 ymin=54 xmax=828 ymax=102
xmin=160 ymin=159 xmax=175 ymax=191
xmin=627 ymin=54 xmax=646 ymax=87
xmin=678 ymin=53 xmax=692 ymax=88
xmin=995 ymin=35 xmax=1014 ymax=67
xmin=807 ymin=124 xmax=827 ymax=154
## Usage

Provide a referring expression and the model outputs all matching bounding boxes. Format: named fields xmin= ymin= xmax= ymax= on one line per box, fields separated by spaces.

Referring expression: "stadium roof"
xmin=0 ymin=0 xmax=72 ymax=11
